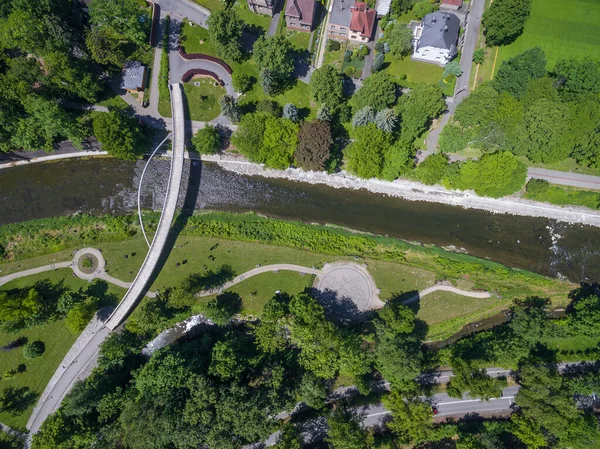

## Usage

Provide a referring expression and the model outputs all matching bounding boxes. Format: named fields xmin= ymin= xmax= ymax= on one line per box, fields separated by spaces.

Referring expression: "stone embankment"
xmin=201 ymin=154 xmax=600 ymax=228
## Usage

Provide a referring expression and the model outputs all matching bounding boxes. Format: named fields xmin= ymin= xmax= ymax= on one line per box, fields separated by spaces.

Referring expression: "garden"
xmin=182 ymin=78 xmax=225 ymax=121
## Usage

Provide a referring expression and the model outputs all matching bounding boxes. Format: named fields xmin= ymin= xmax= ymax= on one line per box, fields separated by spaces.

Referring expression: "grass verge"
xmin=182 ymin=79 xmax=225 ymax=121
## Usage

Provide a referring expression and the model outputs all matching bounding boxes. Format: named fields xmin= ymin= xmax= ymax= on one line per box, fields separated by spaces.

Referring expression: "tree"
xmin=288 ymin=293 xmax=342 ymax=379
xmin=553 ymin=57 xmax=600 ymax=99
xmin=493 ymin=47 xmax=546 ymax=98
xmin=458 ymin=151 xmax=526 ymax=197
xmin=252 ymin=293 xmax=291 ymax=354
xmin=219 ymin=95 xmax=242 ymax=123
xmin=23 ymin=340 xmax=45 ymax=359
xmin=232 ymin=72 xmax=253 ymax=93
xmin=85 ymin=28 xmax=124 ymax=68
xmin=567 ymin=97 xmax=600 ymax=168
xmin=231 ymin=112 xmax=266 ymax=161
xmin=351 ymin=72 xmax=397 ymax=111
xmin=89 ymin=0 xmax=151 ymax=47
xmin=326 ymin=404 xmax=373 ymax=449
xmin=444 ymin=60 xmax=463 ymax=77
xmin=447 ymin=358 xmax=506 ymax=400
xmin=454 ymin=84 xmax=499 ymax=127
xmin=413 ymin=1 xmax=438 ymax=19
xmin=310 ymin=65 xmax=345 ymax=109
xmin=299 ymin=372 xmax=329 ymax=409
xmin=386 ymin=23 xmax=413 ymax=58
xmin=390 ymin=0 xmax=414 ymax=16
xmin=273 ymin=423 xmax=303 ymax=449
xmin=282 ymin=103 xmax=299 ymax=122
xmin=92 ymin=111 xmax=144 ymax=160
xmin=192 ymin=125 xmax=221 ymax=155
xmin=256 ymin=99 xmax=282 ymax=117
xmin=482 ymin=0 xmax=532 ymax=46
xmin=415 ymin=153 xmax=448 ymax=185
xmin=568 ymin=293 xmax=600 ymax=338
xmin=0 ymin=288 xmax=44 ymax=327
xmin=372 ymin=53 xmax=385 ymax=72
xmin=260 ymin=117 xmax=299 ymax=169
xmin=351 ymin=106 xmax=376 ymax=128
xmin=253 ymin=34 xmax=295 ymax=92
xmin=295 ymin=120 xmax=333 ymax=171
xmin=375 ymin=108 xmax=398 ymax=133
xmin=207 ymin=9 xmax=244 ymax=62
xmin=513 ymin=99 xmax=571 ymax=163
xmin=260 ymin=68 xmax=277 ymax=96
xmin=125 ymin=296 xmax=172 ymax=336
xmin=317 ymin=105 xmax=332 ymax=122
xmin=382 ymin=141 xmax=414 ymax=180
xmin=12 ymin=96 xmax=82 ymax=152
xmin=473 ymin=48 xmax=485 ymax=65
xmin=383 ymin=392 xmax=433 ymax=445
xmin=345 ymin=124 xmax=393 ymax=179
xmin=398 ymin=83 xmax=445 ymax=143
xmin=512 ymin=365 xmax=600 ymax=449
xmin=439 ymin=123 xmax=473 ymax=153
xmin=209 ymin=332 xmax=259 ymax=380
xmin=200 ymin=292 xmax=242 ymax=325
xmin=65 ymin=298 xmax=99 ymax=333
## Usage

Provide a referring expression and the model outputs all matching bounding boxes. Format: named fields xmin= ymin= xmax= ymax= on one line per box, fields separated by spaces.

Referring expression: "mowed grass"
xmin=409 ymin=291 xmax=508 ymax=341
xmin=182 ymin=79 xmax=225 ymax=121
xmin=383 ymin=54 xmax=455 ymax=96
xmin=192 ymin=0 xmax=271 ymax=31
xmin=180 ymin=23 xmax=218 ymax=56
xmin=0 ymin=272 xmax=126 ymax=429
xmin=495 ymin=0 xmax=600 ymax=72
xmin=285 ymin=30 xmax=311 ymax=51
xmin=524 ymin=183 xmax=600 ymax=210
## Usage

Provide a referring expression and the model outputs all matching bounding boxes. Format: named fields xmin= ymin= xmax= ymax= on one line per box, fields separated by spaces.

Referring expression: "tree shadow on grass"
xmin=311 ymin=288 xmax=369 ymax=325
xmin=0 ymin=386 xmax=38 ymax=416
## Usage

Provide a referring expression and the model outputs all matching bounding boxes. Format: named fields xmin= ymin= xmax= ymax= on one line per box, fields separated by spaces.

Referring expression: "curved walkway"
xmin=402 ymin=284 xmax=492 ymax=305
xmin=105 ymin=83 xmax=186 ymax=331
xmin=0 ymin=249 xmax=156 ymax=298
xmin=197 ymin=262 xmax=490 ymax=311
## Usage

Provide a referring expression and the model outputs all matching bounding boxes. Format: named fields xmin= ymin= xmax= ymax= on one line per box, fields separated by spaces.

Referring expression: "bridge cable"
xmin=138 ymin=133 xmax=173 ymax=248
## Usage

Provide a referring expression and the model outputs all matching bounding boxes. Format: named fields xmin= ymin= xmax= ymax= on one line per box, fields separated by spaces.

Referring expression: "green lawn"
xmin=524 ymin=183 xmax=600 ymax=210
xmin=191 ymin=0 xmax=271 ymax=31
xmin=383 ymin=54 xmax=454 ymax=96
xmin=323 ymin=47 xmax=344 ymax=69
xmin=182 ymin=79 xmax=225 ymax=121
xmin=0 ymin=272 xmax=126 ymax=429
xmin=495 ymin=0 xmax=600 ymax=72
xmin=285 ymin=30 xmax=311 ymax=51
xmin=409 ymin=291 xmax=508 ymax=341
xmin=180 ymin=23 xmax=218 ymax=56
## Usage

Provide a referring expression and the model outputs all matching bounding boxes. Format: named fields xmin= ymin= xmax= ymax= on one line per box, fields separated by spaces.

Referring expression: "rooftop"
xmin=330 ymin=0 xmax=355 ymax=27
xmin=285 ymin=0 xmax=316 ymax=24
xmin=349 ymin=2 xmax=376 ymax=38
xmin=441 ymin=0 xmax=462 ymax=6
xmin=120 ymin=61 xmax=146 ymax=90
xmin=417 ymin=11 xmax=460 ymax=51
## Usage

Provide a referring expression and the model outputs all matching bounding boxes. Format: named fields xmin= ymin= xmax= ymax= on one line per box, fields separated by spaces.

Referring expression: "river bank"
xmin=202 ymin=154 xmax=600 ymax=227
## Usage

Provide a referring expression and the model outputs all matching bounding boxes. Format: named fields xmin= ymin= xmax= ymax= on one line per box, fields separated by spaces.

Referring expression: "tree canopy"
xmin=295 ymin=120 xmax=333 ymax=171
xmin=482 ymin=0 xmax=532 ymax=46
xmin=310 ymin=65 xmax=345 ymax=109
xmin=207 ymin=9 xmax=245 ymax=62
xmin=351 ymin=73 xmax=398 ymax=111
xmin=92 ymin=111 xmax=145 ymax=160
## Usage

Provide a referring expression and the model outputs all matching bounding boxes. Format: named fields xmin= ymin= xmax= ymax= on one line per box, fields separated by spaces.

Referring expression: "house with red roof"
xmin=440 ymin=0 xmax=462 ymax=11
xmin=285 ymin=0 xmax=317 ymax=32
xmin=328 ymin=0 xmax=376 ymax=43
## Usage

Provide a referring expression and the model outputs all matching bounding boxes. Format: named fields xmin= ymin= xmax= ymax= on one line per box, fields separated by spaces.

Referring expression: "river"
xmin=1 ymin=158 xmax=599 ymax=283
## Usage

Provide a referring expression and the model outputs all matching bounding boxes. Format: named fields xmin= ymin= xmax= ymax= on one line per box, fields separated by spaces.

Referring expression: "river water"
xmin=1 ymin=158 xmax=599 ymax=283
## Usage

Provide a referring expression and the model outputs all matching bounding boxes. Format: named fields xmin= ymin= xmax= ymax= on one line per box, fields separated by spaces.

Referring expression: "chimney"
xmin=445 ymin=25 xmax=448 ymax=31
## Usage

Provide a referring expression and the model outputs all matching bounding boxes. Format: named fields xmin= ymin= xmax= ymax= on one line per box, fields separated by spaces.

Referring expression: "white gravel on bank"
xmin=201 ymin=154 xmax=600 ymax=228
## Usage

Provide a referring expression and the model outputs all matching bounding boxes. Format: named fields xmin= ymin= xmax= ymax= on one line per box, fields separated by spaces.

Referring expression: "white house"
xmin=412 ymin=11 xmax=459 ymax=66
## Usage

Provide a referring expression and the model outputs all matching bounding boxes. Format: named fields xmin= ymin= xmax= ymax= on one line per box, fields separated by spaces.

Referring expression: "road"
xmin=528 ymin=168 xmax=600 ymax=190
xmin=424 ymin=0 xmax=485 ymax=156
xmin=155 ymin=0 xmax=209 ymax=25
xmin=105 ymin=83 xmax=186 ymax=331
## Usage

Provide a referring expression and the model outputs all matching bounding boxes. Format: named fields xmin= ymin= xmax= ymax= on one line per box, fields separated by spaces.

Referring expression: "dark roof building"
xmin=121 ymin=61 xmax=147 ymax=92
xmin=285 ymin=0 xmax=317 ymax=32
xmin=412 ymin=11 xmax=459 ymax=65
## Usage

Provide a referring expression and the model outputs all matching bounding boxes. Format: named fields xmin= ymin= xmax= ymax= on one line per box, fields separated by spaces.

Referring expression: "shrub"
xmin=193 ymin=125 xmax=221 ymax=155
xmin=232 ymin=72 xmax=253 ymax=93
xmin=158 ymin=16 xmax=171 ymax=104
xmin=344 ymin=50 xmax=352 ymax=62
xmin=3 ymin=369 xmax=18 ymax=379
xmin=328 ymin=40 xmax=341 ymax=51
xmin=373 ymin=53 xmax=385 ymax=72
xmin=344 ymin=66 xmax=356 ymax=77
xmin=375 ymin=41 xmax=384 ymax=53
xmin=473 ymin=48 xmax=485 ymax=65
xmin=23 ymin=341 xmax=45 ymax=359
xmin=526 ymin=178 xmax=550 ymax=195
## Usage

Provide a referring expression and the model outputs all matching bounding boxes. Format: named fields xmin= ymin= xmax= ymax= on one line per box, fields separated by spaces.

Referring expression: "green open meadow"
xmin=495 ymin=0 xmax=600 ymax=72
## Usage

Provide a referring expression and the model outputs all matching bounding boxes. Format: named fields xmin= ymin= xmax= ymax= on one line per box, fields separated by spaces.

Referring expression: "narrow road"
xmin=105 ymin=83 xmax=186 ymax=331
xmin=528 ymin=168 xmax=600 ymax=190
xmin=155 ymin=0 xmax=210 ymax=25
xmin=402 ymin=284 xmax=492 ymax=304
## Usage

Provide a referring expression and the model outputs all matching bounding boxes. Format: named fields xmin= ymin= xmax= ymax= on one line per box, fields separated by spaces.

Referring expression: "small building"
xmin=248 ymin=0 xmax=278 ymax=16
xmin=412 ymin=11 xmax=459 ymax=65
xmin=120 ymin=61 xmax=147 ymax=92
xmin=328 ymin=0 xmax=376 ymax=43
xmin=285 ymin=0 xmax=317 ymax=32
xmin=375 ymin=0 xmax=391 ymax=17
xmin=440 ymin=0 xmax=462 ymax=11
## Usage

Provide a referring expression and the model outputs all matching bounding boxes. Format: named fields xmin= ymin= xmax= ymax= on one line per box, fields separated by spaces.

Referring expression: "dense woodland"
xmin=5 ymin=276 xmax=594 ymax=449
xmin=0 ymin=0 xmax=151 ymax=157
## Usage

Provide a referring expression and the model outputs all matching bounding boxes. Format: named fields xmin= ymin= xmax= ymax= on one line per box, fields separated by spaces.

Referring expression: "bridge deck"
xmin=105 ymin=83 xmax=185 ymax=330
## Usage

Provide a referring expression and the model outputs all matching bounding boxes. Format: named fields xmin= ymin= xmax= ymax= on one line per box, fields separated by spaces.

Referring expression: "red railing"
xmin=146 ymin=0 xmax=159 ymax=46
xmin=181 ymin=68 xmax=226 ymax=86
xmin=177 ymin=46 xmax=233 ymax=74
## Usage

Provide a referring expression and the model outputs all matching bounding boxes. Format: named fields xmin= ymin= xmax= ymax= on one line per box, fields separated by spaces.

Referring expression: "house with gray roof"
xmin=412 ymin=11 xmax=459 ymax=66
xmin=120 ymin=61 xmax=147 ymax=92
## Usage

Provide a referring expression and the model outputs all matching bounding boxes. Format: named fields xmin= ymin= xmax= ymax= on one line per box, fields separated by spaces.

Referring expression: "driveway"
xmin=155 ymin=0 xmax=209 ymax=26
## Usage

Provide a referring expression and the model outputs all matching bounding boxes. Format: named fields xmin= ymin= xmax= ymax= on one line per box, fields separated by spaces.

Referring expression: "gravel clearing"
xmin=201 ymin=154 xmax=600 ymax=228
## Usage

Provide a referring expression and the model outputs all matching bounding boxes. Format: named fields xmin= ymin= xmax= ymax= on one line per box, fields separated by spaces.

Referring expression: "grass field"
xmin=0 ymin=273 xmax=126 ymax=429
xmin=191 ymin=0 xmax=271 ymax=31
xmin=383 ymin=54 xmax=455 ymax=96
xmin=524 ymin=183 xmax=600 ymax=210
xmin=495 ymin=0 xmax=600 ymax=72
xmin=180 ymin=23 xmax=217 ymax=56
xmin=285 ymin=30 xmax=311 ymax=51
xmin=182 ymin=79 xmax=225 ymax=121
